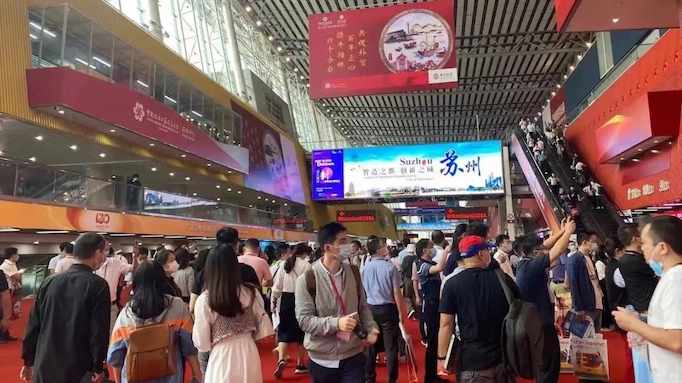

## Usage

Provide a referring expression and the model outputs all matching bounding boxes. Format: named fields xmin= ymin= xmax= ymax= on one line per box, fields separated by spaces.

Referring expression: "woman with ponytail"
xmin=271 ymin=242 xmax=311 ymax=378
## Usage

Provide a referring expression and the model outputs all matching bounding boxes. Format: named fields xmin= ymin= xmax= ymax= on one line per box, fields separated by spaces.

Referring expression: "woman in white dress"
xmin=192 ymin=242 xmax=267 ymax=383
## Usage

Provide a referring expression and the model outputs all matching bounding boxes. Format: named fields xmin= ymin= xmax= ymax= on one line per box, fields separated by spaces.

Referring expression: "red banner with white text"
xmin=308 ymin=0 xmax=458 ymax=99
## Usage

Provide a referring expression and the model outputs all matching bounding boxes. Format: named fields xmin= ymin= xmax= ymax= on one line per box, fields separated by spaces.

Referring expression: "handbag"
xmin=253 ymin=291 xmax=275 ymax=341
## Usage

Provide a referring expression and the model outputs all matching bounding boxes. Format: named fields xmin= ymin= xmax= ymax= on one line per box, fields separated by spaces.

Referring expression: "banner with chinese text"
xmin=311 ymin=141 xmax=504 ymax=201
xmin=308 ymin=0 xmax=458 ymax=99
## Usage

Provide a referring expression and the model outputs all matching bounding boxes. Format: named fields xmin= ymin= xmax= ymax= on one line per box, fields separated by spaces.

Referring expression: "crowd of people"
xmin=0 ymin=212 xmax=681 ymax=383
xmin=520 ymin=118 xmax=605 ymax=216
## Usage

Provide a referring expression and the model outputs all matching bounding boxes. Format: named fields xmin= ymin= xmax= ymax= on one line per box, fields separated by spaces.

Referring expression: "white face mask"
xmin=165 ymin=261 xmax=180 ymax=274
xmin=335 ymin=244 xmax=353 ymax=261
xmin=589 ymin=243 xmax=599 ymax=253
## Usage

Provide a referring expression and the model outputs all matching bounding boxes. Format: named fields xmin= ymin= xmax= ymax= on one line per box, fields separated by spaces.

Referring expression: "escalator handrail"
xmin=511 ymin=130 xmax=566 ymax=227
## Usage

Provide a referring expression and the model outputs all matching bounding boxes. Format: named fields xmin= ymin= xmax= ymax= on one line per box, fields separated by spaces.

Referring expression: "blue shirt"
xmin=360 ymin=256 xmax=402 ymax=306
xmin=417 ymin=258 xmax=441 ymax=301
xmin=397 ymin=248 xmax=409 ymax=264
xmin=515 ymin=255 xmax=554 ymax=326
xmin=552 ymin=253 xmax=569 ymax=282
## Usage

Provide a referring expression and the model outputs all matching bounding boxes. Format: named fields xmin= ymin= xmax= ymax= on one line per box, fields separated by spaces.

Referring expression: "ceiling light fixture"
xmin=207 ymin=163 xmax=211 ymax=167
xmin=35 ymin=135 xmax=43 ymax=141
xmin=612 ymin=18 xmax=620 ymax=23
xmin=237 ymin=191 xmax=242 ymax=194
xmin=58 ymin=109 xmax=65 ymax=114
xmin=563 ymin=74 xmax=568 ymax=79
xmin=99 ymin=153 xmax=106 ymax=158
xmin=169 ymin=172 xmax=174 ymax=176
xmin=285 ymin=57 xmax=291 ymax=62
xmin=217 ymin=198 xmax=221 ymax=201
xmin=110 ymin=129 xmax=116 ymax=132
xmin=149 ymin=143 xmax=155 ymax=147
xmin=268 ymin=35 xmax=274 ymax=41
xmin=245 ymin=5 xmax=252 ymax=12
xmin=164 ymin=95 xmax=177 ymax=104
xmin=577 ymin=54 xmax=583 ymax=60
xmin=151 ymin=167 xmax=157 ymax=171
xmin=284 ymin=203 xmax=288 ymax=206
xmin=258 ymin=196 xmax=262 ymax=199
xmin=185 ymin=176 xmax=191 ymax=181
xmin=556 ymin=84 xmax=561 ymax=88
xmin=70 ymin=145 xmax=77 ymax=150
xmin=256 ymin=20 xmax=263 ymax=27
xmin=33 ymin=241 xmax=40 ymax=245
xmin=216 ymin=185 xmax=220 ymax=188
xmin=632 ymin=158 xmax=641 ymax=162
xmin=181 ymin=154 xmax=187 ymax=158
xmin=277 ymin=46 xmax=283 ymax=52
xmin=569 ymin=65 xmax=575 ymax=71
xmin=192 ymin=193 xmax=197 ymax=196
xmin=136 ymin=80 xmax=149 ymax=88
xmin=651 ymin=150 xmax=660 ymax=154
xmin=227 ymin=188 xmax=232 ymax=192
xmin=0 ymin=228 xmax=20 ymax=232
xmin=586 ymin=42 xmax=593 ymax=48
xmin=29 ymin=157 xmax=36 ymax=162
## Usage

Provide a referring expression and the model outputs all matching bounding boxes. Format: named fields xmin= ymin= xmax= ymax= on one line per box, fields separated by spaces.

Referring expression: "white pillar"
xmin=221 ymin=0 xmax=247 ymax=101
xmin=596 ymin=32 xmax=615 ymax=78
xmin=501 ymin=146 xmax=516 ymax=240
xmin=147 ymin=0 xmax=163 ymax=40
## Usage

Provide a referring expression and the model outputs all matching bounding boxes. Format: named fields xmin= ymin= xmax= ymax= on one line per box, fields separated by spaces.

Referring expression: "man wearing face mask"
xmin=612 ymin=216 xmax=682 ymax=383
xmin=21 ymin=233 xmax=111 ymax=383
xmin=94 ymin=241 xmax=131 ymax=335
xmin=616 ymin=224 xmax=659 ymax=313
xmin=566 ymin=230 xmax=605 ymax=333
xmin=493 ymin=235 xmax=515 ymax=281
xmin=295 ymin=222 xmax=379 ymax=383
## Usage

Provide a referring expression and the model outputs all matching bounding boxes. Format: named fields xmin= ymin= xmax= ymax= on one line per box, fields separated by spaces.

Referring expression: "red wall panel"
xmin=566 ymin=31 xmax=682 ymax=210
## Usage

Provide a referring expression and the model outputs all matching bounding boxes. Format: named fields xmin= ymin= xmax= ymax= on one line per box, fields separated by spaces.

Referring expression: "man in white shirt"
xmin=47 ymin=242 xmax=71 ymax=275
xmin=238 ymin=238 xmax=273 ymax=288
xmin=613 ymin=216 xmax=682 ymax=383
xmin=493 ymin=234 xmax=515 ymax=281
xmin=54 ymin=243 xmax=76 ymax=274
xmin=547 ymin=173 xmax=560 ymax=195
xmin=1 ymin=247 xmax=22 ymax=326
xmin=113 ymin=249 xmax=129 ymax=265
xmin=95 ymin=252 xmax=131 ymax=335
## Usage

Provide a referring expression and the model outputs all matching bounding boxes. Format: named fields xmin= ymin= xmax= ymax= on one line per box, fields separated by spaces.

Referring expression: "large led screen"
xmin=312 ymin=140 xmax=504 ymax=201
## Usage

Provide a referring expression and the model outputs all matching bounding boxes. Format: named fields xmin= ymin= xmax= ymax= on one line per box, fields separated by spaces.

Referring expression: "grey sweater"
xmin=295 ymin=261 xmax=379 ymax=362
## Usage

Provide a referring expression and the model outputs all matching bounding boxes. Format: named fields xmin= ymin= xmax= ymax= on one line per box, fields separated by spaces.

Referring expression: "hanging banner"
xmin=336 ymin=210 xmax=377 ymax=223
xmin=308 ymin=0 xmax=458 ymax=99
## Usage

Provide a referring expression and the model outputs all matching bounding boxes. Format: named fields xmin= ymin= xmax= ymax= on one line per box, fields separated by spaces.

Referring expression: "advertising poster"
xmin=312 ymin=141 xmax=504 ymax=201
xmin=570 ymin=338 xmax=610 ymax=381
xmin=308 ymin=0 xmax=457 ymax=99
xmin=233 ymin=102 xmax=306 ymax=205
xmin=559 ymin=337 xmax=573 ymax=374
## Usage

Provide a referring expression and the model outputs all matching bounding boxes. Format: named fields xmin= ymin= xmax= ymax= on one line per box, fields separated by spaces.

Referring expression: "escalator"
xmin=510 ymin=133 xmax=566 ymax=233
xmin=521 ymin=129 xmax=625 ymax=240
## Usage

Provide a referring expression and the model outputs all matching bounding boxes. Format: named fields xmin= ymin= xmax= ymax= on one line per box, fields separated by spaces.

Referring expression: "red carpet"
xmin=0 ymin=299 xmax=627 ymax=382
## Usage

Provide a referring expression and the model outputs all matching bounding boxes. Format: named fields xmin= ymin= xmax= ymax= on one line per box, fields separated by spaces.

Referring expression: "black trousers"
xmin=365 ymin=304 xmax=400 ymax=383
xmin=537 ymin=324 xmax=561 ymax=383
xmin=309 ymin=352 xmax=366 ymax=383
xmin=423 ymin=299 xmax=441 ymax=381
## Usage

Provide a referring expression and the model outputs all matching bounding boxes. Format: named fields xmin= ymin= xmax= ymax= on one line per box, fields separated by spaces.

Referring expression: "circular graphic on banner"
xmin=379 ymin=9 xmax=454 ymax=73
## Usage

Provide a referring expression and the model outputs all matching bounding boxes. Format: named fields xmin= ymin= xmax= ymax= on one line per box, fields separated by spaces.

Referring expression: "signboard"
xmin=308 ymin=0 xmax=458 ymax=99
xmin=272 ymin=217 xmax=309 ymax=225
xmin=26 ymin=68 xmax=249 ymax=174
xmin=396 ymin=222 xmax=459 ymax=231
xmin=444 ymin=208 xmax=488 ymax=220
xmin=233 ymin=102 xmax=306 ymax=204
xmin=311 ymin=140 xmax=504 ymax=201
xmin=336 ymin=210 xmax=377 ymax=223
xmin=406 ymin=201 xmax=445 ymax=207
xmin=393 ymin=207 xmax=446 ymax=215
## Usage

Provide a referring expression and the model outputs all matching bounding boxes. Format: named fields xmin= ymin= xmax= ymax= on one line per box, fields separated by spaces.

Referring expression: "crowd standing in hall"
xmin=3 ymin=211 xmax=682 ymax=383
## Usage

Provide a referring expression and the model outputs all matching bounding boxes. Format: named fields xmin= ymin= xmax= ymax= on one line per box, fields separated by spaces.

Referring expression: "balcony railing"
xmin=0 ymin=159 xmax=310 ymax=232
xmin=566 ymin=30 xmax=662 ymax=124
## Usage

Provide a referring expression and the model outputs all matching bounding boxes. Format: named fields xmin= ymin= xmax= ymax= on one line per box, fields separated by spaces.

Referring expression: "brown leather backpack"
xmin=125 ymin=307 xmax=177 ymax=383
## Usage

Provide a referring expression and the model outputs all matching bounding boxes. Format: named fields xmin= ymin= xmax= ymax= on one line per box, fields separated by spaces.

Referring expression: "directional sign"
xmin=337 ymin=210 xmax=377 ymax=223
xmin=444 ymin=208 xmax=488 ymax=220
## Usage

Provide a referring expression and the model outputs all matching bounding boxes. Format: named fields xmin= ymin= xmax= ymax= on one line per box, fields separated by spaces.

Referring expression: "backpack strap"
xmin=305 ymin=267 xmax=316 ymax=300
xmin=348 ymin=264 xmax=363 ymax=305
xmin=494 ymin=268 xmax=515 ymax=305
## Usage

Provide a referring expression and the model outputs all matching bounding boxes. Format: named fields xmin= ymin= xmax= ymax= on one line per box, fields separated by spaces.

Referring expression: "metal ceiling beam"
xmin=323 ymin=101 xmax=541 ymax=112
xmin=323 ymin=86 xmax=554 ymax=99
xmin=333 ymin=113 xmax=534 ymax=122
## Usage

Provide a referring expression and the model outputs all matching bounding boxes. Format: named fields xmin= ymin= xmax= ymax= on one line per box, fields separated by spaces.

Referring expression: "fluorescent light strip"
xmin=136 ymin=80 xmax=149 ymax=88
xmin=36 ymin=230 xmax=69 ymax=234
xmin=164 ymin=95 xmax=177 ymax=104
xmin=96 ymin=232 xmax=108 ymax=235
xmin=75 ymin=58 xmax=96 ymax=70
xmin=187 ymin=237 xmax=205 ymax=240
xmin=140 ymin=234 xmax=164 ymax=238
xmin=92 ymin=56 xmax=111 ymax=68
xmin=28 ymin=22 xmax=57 ymax=38
xmin=0 ymin=228 xmax=20 ymax=232
xmin=29 ymin=34 xmax=37 ymax=40
xmin=165 ymin=235 xmax=187 ymax=239
xmin=191 ymin=110 xmax=203 ymax=118
xmin=663 ymin=203 xmax=682 ymax=207
xmin=109 ymin=233 xmax=135 ymax=237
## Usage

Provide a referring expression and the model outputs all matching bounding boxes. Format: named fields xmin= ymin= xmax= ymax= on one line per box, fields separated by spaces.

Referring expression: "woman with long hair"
xmin=172 ymin=247 xmax=194 ymax=303
xmin=271 ymin=242 xmax=310 ymax=378
xmin=153 ymin=248 xmax=183 ymax=297
xmin=108 ymin=262 xmax=202 ymax=383
xmin=192 ymin=242 xmax=269 ymax=383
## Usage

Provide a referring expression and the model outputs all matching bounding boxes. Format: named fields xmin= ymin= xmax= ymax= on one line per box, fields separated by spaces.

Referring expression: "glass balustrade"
xmin=0 ymin=160 xmax=310 ymax=232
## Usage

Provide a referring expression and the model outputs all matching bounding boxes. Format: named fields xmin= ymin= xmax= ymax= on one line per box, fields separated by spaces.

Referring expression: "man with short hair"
xmin=95 ymin=243 xmax=131 ymax=336
xmin=361 ymin=238 xmax=403 ymax=383
xmin=617 ymin=223 xmax=658 ymax=312
xmin=54 ymin=243 xmax=76 ymax=274
xmin=48 ymin=242 xmax=70 ymax=275
xmin=566 ymin=230 xmax=604 ymax=331
xmin=239 ymin=238 xmax=273 ymax=288
xmin=1 ymin=247 xmax=22 ymax=324
xmin=21 ymin=233 xmax=110 ymax=383
xmin=516 ymin=218 xmax=576 ymax=383
xmin=613 ymin=216 xmax=682 ymax=382
xmin=493 ymin=234 xmax=515 ymax=280
xmin=295 ymin=222 xmax=379 ymax=383
xmin=0 ymin=269 xmax=12 ymax=343
xmin=438 ymin=235 xmax=519 ymax=382
xmin=431 ymin=230 xmax=448 ymax=263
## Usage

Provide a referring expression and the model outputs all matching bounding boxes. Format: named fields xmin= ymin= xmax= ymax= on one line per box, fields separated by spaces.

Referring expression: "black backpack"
xmin=495 ymin=269 xmax=544 ymax=379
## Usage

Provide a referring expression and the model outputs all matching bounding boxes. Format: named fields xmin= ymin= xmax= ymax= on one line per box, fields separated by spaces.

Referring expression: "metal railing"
xmin=0 ymin=159 xmax=311 ymax=231
xmin=567 ymin=31 xmax=661 ymax=124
